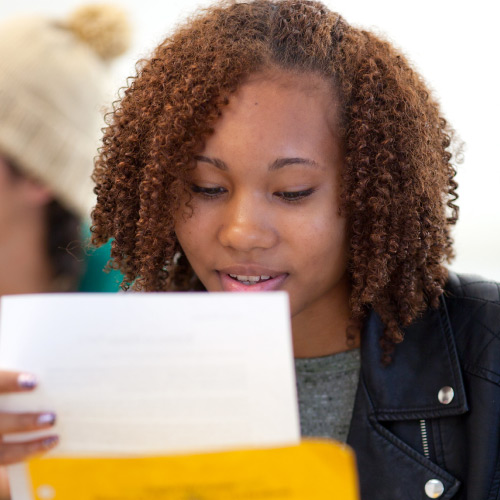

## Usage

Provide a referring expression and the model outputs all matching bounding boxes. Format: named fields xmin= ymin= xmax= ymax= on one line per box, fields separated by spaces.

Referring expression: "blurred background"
xmin=1 ymin=0 xmax=499 ymax=280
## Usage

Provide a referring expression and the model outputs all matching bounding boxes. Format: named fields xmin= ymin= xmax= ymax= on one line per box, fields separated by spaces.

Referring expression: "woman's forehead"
xmin=244 ymin=67 xmax=336 ymax=100
xmin=221 ymin=68 xmax=341 ymax=133
xmin=199 ymin=70 xmax=343 ymax=170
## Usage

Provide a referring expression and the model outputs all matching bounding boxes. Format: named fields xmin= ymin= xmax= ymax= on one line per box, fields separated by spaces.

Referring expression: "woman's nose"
xmin=217 ymin=193 xmax=278 ymax=252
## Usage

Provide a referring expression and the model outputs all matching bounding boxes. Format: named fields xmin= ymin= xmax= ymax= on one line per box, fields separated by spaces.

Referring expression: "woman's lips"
xmin=218 ymin=272 xmax=288 ymax=292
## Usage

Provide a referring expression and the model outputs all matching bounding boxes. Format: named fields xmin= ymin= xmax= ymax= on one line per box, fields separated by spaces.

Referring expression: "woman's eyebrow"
xmin=194 ymin=155 xmax=228 ymax=170
xmin=269 ymin=157 xmax=320 ymax=171
xmin=194 ymin=155 xmax=320 ymax=171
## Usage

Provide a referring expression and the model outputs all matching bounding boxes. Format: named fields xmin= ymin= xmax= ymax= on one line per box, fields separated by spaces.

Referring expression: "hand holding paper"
xmin=0 ymin=292 xmax=359 ymax=500
xmin=0 ymin=370 xmax=58 ymax=466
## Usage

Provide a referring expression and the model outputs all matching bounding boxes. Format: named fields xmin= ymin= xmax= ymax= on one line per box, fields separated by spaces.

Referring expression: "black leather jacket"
xmin=347 ymin=272 xmax=500 ymax=500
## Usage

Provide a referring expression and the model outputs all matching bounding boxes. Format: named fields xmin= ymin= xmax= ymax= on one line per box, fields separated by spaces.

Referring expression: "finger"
xmin=0 ymin=412 xmax=56 ymax=434
xmin=0 ymin=371 xmax=37 ymax=393
xmin=0 ymin=466 xmax=9 ymax=499
xmin=0 ymin=436 xmax=59 ymax=466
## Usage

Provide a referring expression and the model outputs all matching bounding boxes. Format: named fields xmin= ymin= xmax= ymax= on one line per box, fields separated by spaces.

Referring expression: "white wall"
xmin=3 ymin=0 xmax=499 ymax=280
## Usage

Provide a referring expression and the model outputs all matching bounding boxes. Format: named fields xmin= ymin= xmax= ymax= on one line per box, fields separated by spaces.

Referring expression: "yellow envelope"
xmin=28 ymin=439 xmax=359 ymax=500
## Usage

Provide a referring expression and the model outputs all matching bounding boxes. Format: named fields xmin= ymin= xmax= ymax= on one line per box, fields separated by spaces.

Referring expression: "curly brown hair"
xmin=91 ymin=0 xmax=459 ymax=356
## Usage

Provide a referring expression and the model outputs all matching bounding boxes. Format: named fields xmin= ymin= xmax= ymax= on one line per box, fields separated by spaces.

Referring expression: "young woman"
xmin=2 ymin=1 xmax=499 ymax=499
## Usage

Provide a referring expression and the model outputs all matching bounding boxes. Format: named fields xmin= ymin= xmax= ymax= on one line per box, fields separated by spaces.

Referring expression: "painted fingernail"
xmin=37 ymin=413 xmax=56 ymax=426
xmin=17 ymin=373 xmax=37 ymax=389
xmin=41 ymin=436 xmax=59 ymax=449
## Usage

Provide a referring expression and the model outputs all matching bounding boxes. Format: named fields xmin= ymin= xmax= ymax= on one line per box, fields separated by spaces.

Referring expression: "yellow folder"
xmin=28 ymin=439 xmax=359 ymax=499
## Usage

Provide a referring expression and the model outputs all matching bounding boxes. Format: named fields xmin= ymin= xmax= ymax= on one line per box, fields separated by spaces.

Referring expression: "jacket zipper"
xmin=420 ymin=419 xmax=430 ymax=458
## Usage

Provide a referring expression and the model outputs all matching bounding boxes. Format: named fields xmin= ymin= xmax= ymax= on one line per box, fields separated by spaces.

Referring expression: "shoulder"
xmin=445 ymin=271 xmax=500 ymax=303
xmin=443 ymin=270 xmax=500 ymax=385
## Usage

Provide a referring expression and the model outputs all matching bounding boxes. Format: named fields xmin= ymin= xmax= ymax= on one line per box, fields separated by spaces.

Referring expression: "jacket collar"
xmin=360 ymin=295 xmax=468 ymax=420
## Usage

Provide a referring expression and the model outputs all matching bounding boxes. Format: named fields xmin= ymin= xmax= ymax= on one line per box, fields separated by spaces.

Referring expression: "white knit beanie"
xmin=0 ymin=4 xmax=131 ymax=219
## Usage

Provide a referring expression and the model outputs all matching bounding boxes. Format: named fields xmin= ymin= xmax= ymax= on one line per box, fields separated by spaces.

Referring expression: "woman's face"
xmin=175 ymin=70 xmax=350 ymax=332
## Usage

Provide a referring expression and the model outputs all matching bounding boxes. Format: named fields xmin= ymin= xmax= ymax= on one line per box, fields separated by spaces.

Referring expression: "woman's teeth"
xmin=229 ymin=274 xmax=271 ymax=285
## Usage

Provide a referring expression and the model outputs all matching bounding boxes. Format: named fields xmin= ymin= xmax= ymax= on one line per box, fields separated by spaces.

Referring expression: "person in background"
xmin=0 ymin=4 xmax=129 ymax=497
xmin=0 ymin=3 xmax=128 ymax=298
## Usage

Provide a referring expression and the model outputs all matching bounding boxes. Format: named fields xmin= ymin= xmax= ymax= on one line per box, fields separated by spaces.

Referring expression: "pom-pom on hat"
xmin=0 ymin=4 xmax=131 ymax=219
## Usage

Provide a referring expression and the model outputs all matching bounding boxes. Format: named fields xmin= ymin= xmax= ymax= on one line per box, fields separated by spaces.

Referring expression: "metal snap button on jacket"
xmin=425 ymin=479 xmax=444 ymax=498
xmin=438 ymin=386 xmax=454 ymax=404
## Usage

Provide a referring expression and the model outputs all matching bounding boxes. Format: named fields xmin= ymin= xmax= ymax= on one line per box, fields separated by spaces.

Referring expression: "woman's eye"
xmin=190 ymin=185 xmax=226 ymax=198
xmin=274 ymin=188 xmax=315 ymax=203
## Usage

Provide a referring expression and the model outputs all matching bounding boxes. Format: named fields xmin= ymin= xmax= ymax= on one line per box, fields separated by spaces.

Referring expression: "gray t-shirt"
xmin=295 ymin=348 xmax=360 ymax=442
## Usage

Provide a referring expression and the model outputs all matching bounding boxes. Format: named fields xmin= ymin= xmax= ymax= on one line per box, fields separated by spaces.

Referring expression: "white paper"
xmin=0 ymin=292 xmax=299 ymax=498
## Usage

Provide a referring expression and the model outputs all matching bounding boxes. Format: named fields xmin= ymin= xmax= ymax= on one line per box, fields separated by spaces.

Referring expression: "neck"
xmin=292 ymin=275 xmax=357 ymax=358
xmin=0 ymin=207 xmax=53 ymax=296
